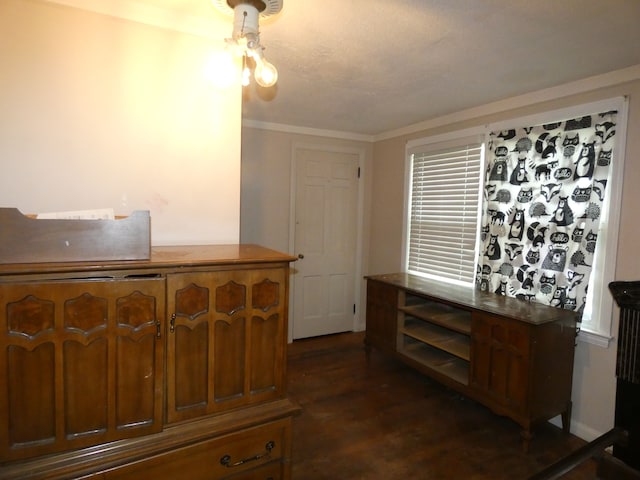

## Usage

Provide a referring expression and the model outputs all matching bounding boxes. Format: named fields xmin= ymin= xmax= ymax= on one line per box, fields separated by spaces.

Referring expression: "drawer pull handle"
xmin=170 ymin=313 xmax=176 ymax=333
xmin=220 ymin=441 xmax=275 ymax=468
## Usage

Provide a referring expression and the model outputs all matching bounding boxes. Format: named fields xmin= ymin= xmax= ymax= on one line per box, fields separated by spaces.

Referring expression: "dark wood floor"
xmin=287 ymin=331 xmax=598 ymax=479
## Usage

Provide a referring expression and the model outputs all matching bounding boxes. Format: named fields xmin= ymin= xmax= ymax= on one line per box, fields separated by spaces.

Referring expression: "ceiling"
xmin=57 ymin=0 xmax=640 ymax=136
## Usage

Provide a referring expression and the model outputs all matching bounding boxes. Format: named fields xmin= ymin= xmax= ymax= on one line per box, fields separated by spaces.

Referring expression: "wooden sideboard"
xmin=365 ymin=273 xmax=578 ymax=451
xmin=0 ymin=244 xmax=300 ymax=479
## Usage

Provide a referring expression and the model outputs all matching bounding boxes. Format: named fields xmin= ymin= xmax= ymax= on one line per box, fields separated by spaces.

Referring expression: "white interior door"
xmin=292 ymin=146 xmax=360 ymax=339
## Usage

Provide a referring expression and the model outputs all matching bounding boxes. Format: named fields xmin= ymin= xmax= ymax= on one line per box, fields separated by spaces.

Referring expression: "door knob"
xmin=298 ymin=254 xmax=304 ymax=259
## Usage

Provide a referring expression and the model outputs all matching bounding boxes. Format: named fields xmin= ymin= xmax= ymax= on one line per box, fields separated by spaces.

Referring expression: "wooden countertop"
xmin=0 ymin=244 xmax=297 ymax=277
xmin=366 ymin=272 xmax=579 ymax=326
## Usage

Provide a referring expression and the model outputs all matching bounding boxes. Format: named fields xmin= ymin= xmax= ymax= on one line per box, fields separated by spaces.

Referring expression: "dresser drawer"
xmin=223 ymin=460 xmax=283 ymax=480
xmin=105 ymin=419 xmax=291 ymax=480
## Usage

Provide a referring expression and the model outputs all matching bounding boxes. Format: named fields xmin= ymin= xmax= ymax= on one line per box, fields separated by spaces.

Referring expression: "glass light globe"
xmin=205 ymin=49 xmax=239 ymax=88
xmin=254 ymin=59 xmax=278 ymax=87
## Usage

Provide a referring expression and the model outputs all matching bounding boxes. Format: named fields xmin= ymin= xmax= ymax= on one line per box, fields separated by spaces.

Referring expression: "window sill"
xmin=577 ymin=328 xmax=613 ymax=348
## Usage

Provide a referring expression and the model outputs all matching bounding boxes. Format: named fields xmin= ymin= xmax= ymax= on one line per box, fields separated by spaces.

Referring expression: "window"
xmin=403 ymin=98 xmax=627 ymax=346
xmin=404 ymin=131 xmax=485 ymax=286
xmin=570 ymin=99 xmax=628 ymax=346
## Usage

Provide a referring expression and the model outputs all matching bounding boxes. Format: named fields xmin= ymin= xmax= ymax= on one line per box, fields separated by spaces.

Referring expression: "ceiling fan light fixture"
xmin=211 ymin=0 xmax=282 ymax=19
xmin=231 ymin=2 xmax=259 ymax=39
xmin=211 ymin=0 xmax=282 ymax=88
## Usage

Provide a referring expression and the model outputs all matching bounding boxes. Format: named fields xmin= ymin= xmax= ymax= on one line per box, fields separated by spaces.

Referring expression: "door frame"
xmin=288 ymin=141 xmax=367 ymax=342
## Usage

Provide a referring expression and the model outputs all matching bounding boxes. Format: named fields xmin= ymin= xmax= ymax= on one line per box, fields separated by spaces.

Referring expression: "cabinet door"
xmin=0 ymin=278 xmax=165 ymax=461
xmin=365 ymin=280 xmax=397 ymax=353
xmin=470 ymin=312 xmax=530 ymax=415
xmin=166 ymin=267 xmax=287 ymax=423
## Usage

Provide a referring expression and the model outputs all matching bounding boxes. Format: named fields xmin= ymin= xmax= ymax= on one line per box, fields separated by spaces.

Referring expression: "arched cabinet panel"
xmin=0 ymin=278 xmax=165 ymax=461
xmin=166 ymin=268 xmax=287 ymax=423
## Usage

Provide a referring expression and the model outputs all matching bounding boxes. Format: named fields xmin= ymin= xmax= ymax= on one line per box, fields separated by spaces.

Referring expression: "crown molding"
xmin=242 ymin=119 xmax=374 ymax=142
xmin=374 ymin=64 xmax=640 ymax=142
xmin=244 ymin=65 xmax=640 ymax=143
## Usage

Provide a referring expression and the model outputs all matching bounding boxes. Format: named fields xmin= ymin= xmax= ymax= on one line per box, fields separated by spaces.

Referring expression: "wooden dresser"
xmin=365 ymin=273 xmax=578 ymax=451
xmin=0 ymin=244 xmax=300 ymax=479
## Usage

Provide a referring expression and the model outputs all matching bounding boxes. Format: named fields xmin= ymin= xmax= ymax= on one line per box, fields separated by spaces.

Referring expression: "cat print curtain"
xmin=476 ymin=111 xmax=617 ymax=317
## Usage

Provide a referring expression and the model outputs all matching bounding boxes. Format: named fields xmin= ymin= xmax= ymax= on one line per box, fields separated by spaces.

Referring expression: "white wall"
xmin=0 ymin=0 xmax=242 ymax=245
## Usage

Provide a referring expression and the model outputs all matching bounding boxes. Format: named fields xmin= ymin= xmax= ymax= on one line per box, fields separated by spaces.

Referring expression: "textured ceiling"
xmin=56 ymin=0 xmax=640 ymax=135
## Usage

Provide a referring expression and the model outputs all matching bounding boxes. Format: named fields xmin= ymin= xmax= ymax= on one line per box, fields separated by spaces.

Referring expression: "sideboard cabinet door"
xmin=0 ymin=278 xmax=165 ymax=461
xmin=166 ymin=267 xmax=288 ymax=424
xmin=364 ymin=279 xmax=398 ymax=354
xmin=470 ymin=312 xmax=531 ymax=415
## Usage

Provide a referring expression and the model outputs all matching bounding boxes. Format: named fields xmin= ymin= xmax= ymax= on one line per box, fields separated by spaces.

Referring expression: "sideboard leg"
xmin=561 ymin=401 xmax=573 ymax=433
xmin=521 ymin=429 xmax=532 ymax=453
xmin=364 ymin=337 xmax=372 ymax=362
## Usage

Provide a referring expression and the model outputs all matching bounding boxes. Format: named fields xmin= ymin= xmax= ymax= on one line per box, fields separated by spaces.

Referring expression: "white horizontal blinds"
xmin=408 ymin=142 xmax=483 ymax=283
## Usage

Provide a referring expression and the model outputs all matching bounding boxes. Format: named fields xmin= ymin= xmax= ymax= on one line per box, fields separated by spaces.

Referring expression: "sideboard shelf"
xmin=399 ymin=300 xmax=472 ymax=335
xmin=401 ymin=336 xmax=470 ymax=386
xmin=365 ymin=272 xmax=578 ymax=452
xmin=402 ymin=318 xmax=471 ymax=359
